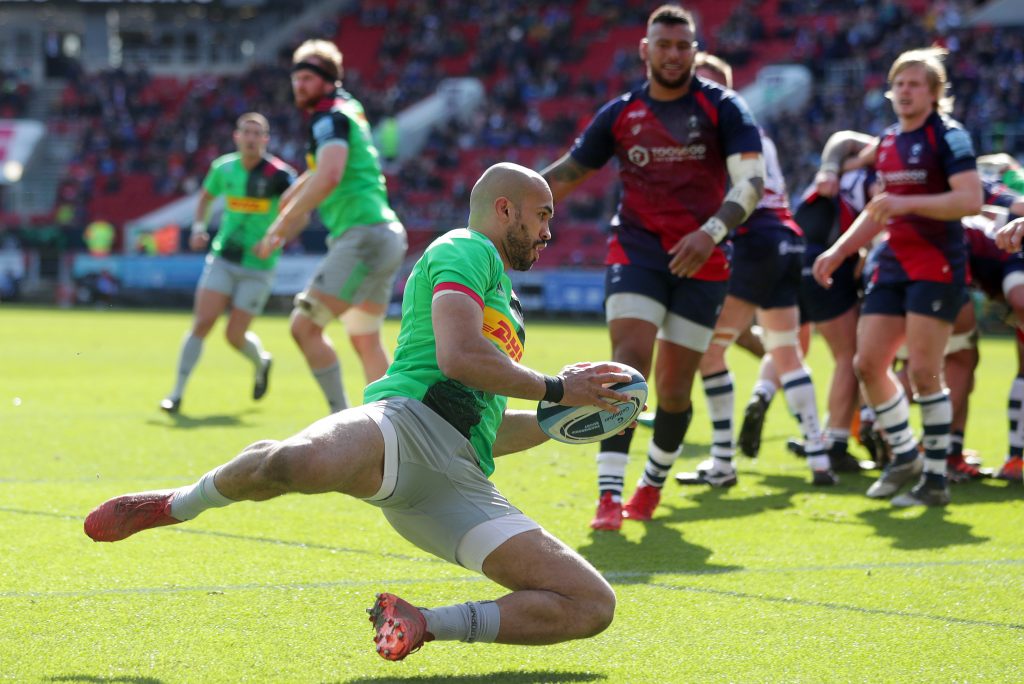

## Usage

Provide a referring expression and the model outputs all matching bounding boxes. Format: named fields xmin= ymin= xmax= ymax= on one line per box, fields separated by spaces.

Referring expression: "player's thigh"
xmin=661 ymin=277 xmax=728 ymax=353
xmin=271 ymin=404 xmax=386 ymax=498
xmin=482 ymin=528 xmax=613 ymax=603
xmin=855 ymin=313 xmax=906 ymax=378
xmin=231 ymin=269 xmax=273 ymax=317
xmin=904 ymin=312 xmax=953 ymax=391
xmin=367 ymin=398 xmax=539 ymax=569
xmin=193 ymin=287 xmax=231 ymax=331
xmin=313 ymin=223 xmax=406 ymax=311
xmin=604 ymin=265 xmax=667 ymax=371
xmin=815 ymin=305 xmax=859 ymax=359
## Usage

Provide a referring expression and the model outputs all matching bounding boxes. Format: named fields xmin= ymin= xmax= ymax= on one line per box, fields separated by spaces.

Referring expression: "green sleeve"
xmin=202 ymin=162 xmax=223 ymax=196
xmin=424 ymin=236 xmax=497 ymax=300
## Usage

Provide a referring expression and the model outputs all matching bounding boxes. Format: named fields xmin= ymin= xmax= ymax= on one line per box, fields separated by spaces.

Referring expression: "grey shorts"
xmin=197 ymin=255 xmax=274 ymax=315
xmin=308 ymin=222 xmax=407 ymax=306
xmin=360 ymin=396 xmax=540 ymax=572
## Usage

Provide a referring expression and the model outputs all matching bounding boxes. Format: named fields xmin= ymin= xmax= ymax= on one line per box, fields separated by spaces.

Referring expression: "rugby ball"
xmin=537 ymin=364 xmax=648 ymax=445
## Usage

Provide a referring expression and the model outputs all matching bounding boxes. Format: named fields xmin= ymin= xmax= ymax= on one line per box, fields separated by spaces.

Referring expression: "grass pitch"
xmin=1 ymin=306 xmax=1022 ymax=683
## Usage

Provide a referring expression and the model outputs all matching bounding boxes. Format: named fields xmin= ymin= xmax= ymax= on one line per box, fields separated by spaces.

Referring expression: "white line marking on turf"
xmin=3 ymin=575 xmax=1023 ymax=632
xmin=647 ymin=581 xmax=1024 ymax=631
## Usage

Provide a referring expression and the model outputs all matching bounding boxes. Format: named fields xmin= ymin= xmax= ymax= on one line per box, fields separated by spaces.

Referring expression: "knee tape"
xmin=709 ymin=326 xmax=740 ymax=348
xmin=762 ymin=327 xmax=800 ymax=351
xmin=292 ymin=291 xmax=336 ymax=327
xmin=605 ymin=292 xmax=666 ymax=326
xmin=340 ymin=307 xmax=386 ymax=335
xmin=945 ymin=328 xmax=977 ymax=355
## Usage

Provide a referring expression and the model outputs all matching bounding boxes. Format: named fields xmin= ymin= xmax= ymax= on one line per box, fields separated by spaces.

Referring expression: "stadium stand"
xmin=2 ymin=0 xmax=1022 ymax=280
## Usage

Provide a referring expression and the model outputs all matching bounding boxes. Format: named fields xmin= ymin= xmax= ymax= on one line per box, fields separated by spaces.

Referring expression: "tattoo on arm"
xmin=543 ymin=156 xmax=590 ymax=184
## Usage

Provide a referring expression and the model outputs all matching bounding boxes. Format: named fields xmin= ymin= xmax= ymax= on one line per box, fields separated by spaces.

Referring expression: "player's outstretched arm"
xmin=433 ymin=294 xmax=631 ymax=411
xmin=541 ymin=153 xmax=598 ymax=203
xmin=255 ymin=146 xmax=347 ymax=257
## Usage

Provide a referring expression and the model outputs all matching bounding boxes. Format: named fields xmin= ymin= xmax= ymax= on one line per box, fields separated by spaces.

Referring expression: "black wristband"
xmin=542 ymin=375 xmax=564 ymax=403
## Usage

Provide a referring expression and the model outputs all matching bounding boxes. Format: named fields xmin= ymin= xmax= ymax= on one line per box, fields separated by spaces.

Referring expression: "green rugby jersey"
xmin=203 ymin=152 xmax=296 ymax=270
xmin=306 ymin=88 xmax=398 ymax=236
xmin=364 ymin=229 xmax=525 ymax=477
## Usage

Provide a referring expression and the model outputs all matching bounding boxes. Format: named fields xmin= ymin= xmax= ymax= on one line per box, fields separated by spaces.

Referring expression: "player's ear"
xmin=495 ymin=197 xmax=511 ymax=221
xmin=639 ymin=38 xmax=648 ymax=62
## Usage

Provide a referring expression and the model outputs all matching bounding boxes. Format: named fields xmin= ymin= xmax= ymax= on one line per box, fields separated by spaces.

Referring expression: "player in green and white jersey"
xmin=88 ymin=164 xmax=633 ymax=662
xmin=161 ymin=113 xmax=297 ymax=414
xmin=256 ymin=39 xmax=407 ymax=414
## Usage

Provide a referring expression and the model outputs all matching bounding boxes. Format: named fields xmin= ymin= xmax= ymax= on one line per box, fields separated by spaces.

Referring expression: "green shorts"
xmin=197 ymin=255 xmax=274 ymax=315
xmin=309 ymin=222 xmax=407 ymax=306
xmin=361 ymin=396 xmax=540 ymax=572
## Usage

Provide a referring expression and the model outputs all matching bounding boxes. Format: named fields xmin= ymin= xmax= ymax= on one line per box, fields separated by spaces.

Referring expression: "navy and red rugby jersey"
xmin=569 ymin=78 xmax=762 ymax=281
xmin=871 ymin=111 xmax=977 ymax=284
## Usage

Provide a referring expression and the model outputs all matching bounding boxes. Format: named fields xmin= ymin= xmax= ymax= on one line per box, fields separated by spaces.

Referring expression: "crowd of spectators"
xmin=0 ymin=70 xmax=32 ymax=118
xmin=27 ymin=0 xmax=1024 ymax=267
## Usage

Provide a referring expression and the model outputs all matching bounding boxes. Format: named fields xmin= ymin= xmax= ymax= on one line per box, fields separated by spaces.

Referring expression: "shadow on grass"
xmin=48 ymin=676 xmax=165 ymax=684
xmin=144 ymin=412 xmax=251 ymax=429
xmin=341 ymin=672 xmax=605 ymax=684
xmin=578 ymin=517 xmax=741 ymax=584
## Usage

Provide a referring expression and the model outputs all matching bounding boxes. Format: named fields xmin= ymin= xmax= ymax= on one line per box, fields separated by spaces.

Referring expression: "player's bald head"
xmin=469 ymin=163 xmax=551 ymax=227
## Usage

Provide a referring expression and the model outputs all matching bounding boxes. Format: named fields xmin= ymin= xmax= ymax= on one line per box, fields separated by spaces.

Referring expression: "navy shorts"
xmin=728 ymin=226 xmax=804 ymax=309
xmin=799 ymin=243 xmax=861 ymax=323
xmin=605 ymin=263 xmax=728 ymax=329
xmin=862 ymin=279 xmax=967 ymax=323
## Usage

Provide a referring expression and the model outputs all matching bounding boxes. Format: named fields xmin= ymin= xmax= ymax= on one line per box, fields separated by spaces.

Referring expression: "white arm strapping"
xmin=725 ymin=153 xmax=765 ymax=219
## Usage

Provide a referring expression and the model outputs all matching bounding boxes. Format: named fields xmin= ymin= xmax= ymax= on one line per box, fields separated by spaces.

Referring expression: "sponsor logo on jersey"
xmin=627 ymin=143 xmax=707 ymax=167
xmin=626 ymin=109 xmax=646 ymax=120
xmin=226 ymin=196 xmax=272 ymax=213
xmin=482 ymin=307 xmax=524 ymax=361
xmin=879 ymin=169 xmax=928 ymax=185
xmin=778 ymin=240 xmax=806 ymax=256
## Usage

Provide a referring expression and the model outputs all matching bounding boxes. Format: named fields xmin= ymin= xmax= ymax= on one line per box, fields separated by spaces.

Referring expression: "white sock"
xmin=780 ymin=367 xmax=827 ymax=468
xmin=422 ymin=600 xmax=501 ymax=643
xmin=169 ymin=468 xmax=235 ymax=520
xmin=753 ymin=379 xmax=777 ymax=403
xmin=1009 ymin=376 xmax=1024 ymax=458
xmin=873 ymin=390 xmax=918 ymax=463
xmin=702 ymin=370 xmax=735 ymax=461
xmin=240 ymin=331 xmax=266 ymax=368
xmin=313 ymin=362 xmax=348 ymax=413
xmin=170 ymin=333 xmax=204 ymax=400
xmin=640 ymin=440 xmax=681 ymax=488
xmin=597 ymin=451 xmax=629 ymax=500
xmin=917 ymin=390 xmax=951 ymax=474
